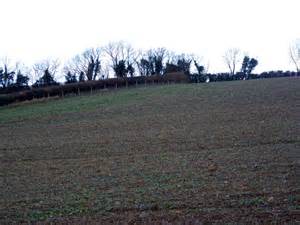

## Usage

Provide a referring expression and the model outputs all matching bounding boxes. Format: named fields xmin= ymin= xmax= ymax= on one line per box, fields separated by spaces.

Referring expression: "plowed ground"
xmin=1 ymin=78 xmax=299 ymax=224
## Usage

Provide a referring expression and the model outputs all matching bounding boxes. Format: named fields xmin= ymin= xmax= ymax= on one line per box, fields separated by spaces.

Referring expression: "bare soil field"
xmin=0 ymin=77 xmax=299 ymax=224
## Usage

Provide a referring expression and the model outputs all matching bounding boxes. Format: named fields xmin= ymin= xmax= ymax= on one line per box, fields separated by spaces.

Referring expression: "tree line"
xmin=0 ymin=40 xmax=299 ymax=96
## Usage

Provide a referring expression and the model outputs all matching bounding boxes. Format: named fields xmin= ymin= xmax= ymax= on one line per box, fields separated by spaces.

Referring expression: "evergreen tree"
xmin=65 ymin=71 xmax=77 ymax=83
xmin=241 ymin=56 xmax=258 ymax=79
xmin=113 ymin=60 xmax=128 ymax=77
xmin=34 ymin=69 xmax=58 ymax=87
xmin=15 ymin=70 xmax=29 ymax=87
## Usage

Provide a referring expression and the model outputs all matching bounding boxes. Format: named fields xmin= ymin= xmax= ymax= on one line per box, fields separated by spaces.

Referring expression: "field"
xmin=0 ymin=77 xmax=299 ymax=224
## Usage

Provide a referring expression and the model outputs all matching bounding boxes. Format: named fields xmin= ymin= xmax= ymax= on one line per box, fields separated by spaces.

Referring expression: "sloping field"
xmin=0 ymin=78 xmax=299 ymax=224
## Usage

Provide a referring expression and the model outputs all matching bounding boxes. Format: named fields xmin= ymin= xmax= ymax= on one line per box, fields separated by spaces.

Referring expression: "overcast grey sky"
xmin=0 ymin=0 xmax=299 ymax=73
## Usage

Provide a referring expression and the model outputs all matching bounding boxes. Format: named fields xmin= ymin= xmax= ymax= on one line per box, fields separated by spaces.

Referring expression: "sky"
xmin=0 ymin=0 xmax=299 ymax=73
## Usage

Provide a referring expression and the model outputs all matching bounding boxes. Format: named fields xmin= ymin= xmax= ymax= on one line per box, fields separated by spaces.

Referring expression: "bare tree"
xmin=135 ymin=49 xmax=155 ymax=76
xmin=134 ymin=50 xmax=146 ymax=76
xmin=65 ymin=48 xmax=101 ymax=81
xmin=33 ymin=59 xmax=60 ymax=80
xmin=32 ymin=59 xmax=60 ymax=86
xmin=15 ymin=62 xmax=31 ymax=77
xmin=103 ymin=41 xmax=138 ymax=77
xmin=135 ymin=48 xmax=169 ymax=76
xmin=101 ymin=65 xmax=110 ymax=79
xmin=223 ymin=48 xmax=242 ymax=76
xmin=104 ymin=41 xmax=137 ymax=65
xmin=289 ymin=40 xmax=300 ymax=72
